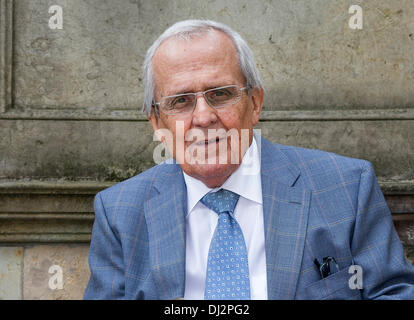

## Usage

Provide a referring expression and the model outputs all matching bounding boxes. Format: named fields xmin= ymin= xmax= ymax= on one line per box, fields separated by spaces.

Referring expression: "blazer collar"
xmin=258 ymin=133 xmax=300 ymax=186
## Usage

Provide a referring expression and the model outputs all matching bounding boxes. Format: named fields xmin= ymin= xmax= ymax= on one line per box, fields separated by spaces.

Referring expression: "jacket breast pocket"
xmin=298 ymin=267 xmax=362 ymax=300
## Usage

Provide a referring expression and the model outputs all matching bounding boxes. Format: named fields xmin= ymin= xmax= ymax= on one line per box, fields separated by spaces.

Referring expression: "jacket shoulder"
xmin=279 ymin=144 xmax=371 ymax=192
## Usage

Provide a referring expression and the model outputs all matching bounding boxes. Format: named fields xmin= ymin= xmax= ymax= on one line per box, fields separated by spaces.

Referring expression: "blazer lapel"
xmin=260 ymin=137 xmax=311 ymax=299
xmin=144 ymin=162 xmax=187 ymax=300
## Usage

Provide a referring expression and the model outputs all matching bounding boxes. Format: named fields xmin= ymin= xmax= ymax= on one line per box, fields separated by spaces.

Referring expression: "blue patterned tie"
xmin=201 ymin=189 xmax=251 ymax=300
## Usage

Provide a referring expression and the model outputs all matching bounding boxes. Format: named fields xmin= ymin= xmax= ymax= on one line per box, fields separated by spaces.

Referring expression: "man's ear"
xmin=148 ymin=107 xmax=160 ymax=130
xmin=249 ymin=87 xmax=264 ymax=126
xmin=148 ymin=107 xmax=166 ymax=142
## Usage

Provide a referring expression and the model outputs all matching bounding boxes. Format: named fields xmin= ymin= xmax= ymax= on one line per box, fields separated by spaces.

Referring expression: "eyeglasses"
xmin=153 ymin=85 xmax=249 ymax=116
xmin=314 ymin=256 xmax=339 ymax=279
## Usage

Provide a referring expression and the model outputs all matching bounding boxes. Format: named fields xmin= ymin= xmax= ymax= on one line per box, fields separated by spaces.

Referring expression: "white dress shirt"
xmin=183 ymin=136 xmax=268 ymax=299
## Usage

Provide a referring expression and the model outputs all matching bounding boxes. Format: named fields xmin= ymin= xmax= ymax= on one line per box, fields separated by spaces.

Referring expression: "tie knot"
xmin=200 ymin=189 xmax=240 ymax=215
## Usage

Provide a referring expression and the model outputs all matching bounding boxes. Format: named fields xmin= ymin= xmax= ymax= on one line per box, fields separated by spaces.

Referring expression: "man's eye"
xmin=213 ymin=90 xmax=229 ymax=97
xmin=210 ymin=89 xmax=233 ymax=100
xmin=166 ymin=96 xmax=190 ymax=109
xmin=175 ymin=97 xmax=187 ymax=104
xmin=172 ymin=96 xmax=190 ymax=105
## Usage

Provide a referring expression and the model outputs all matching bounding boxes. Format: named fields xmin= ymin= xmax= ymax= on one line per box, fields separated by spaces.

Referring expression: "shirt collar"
xmin=183 ymin=135 xmax=262 ymax=215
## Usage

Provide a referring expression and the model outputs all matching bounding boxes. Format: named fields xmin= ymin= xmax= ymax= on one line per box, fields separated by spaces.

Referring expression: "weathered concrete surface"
xmin=23 ymin=245 xmax=89 ymax=299
xmin=0 ymin=0 xmax=13 ymax=113
xmin=1 ymin=0 xmax=413 ymax=182
xmin=13 ymin=0 xmax=142 ymax=111
xmin=0 ymin=120 xmax=157 ymax=181
xmin=257 ymin=121 xmax=414 ymax=181
xmin=10 ymin=0 xmax=414 ymax=112
xmin=0 ymin=119 xmax=412 ymax=181
xmin=0 ymin=247 xmax=22 ymax=299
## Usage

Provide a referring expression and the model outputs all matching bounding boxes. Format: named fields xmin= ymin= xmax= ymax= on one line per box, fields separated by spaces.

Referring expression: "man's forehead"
xmin=152 ymin=30 xmax=243 ymax=95
xmin=153 ymin=29 xmax=237 ymax=65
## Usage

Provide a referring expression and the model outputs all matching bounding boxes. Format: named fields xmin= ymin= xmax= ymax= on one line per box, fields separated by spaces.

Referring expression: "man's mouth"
xmin=194 ymin=136 xmax=226 ymax=146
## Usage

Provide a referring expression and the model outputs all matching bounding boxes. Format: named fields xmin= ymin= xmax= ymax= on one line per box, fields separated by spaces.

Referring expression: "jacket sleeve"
xmin=351 ymin=161 xmax=414 ymax=299
xmin=83 ymin=192 xmax=126 ymax=299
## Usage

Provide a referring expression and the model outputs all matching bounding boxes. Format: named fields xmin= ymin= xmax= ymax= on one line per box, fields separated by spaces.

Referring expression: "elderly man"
xmin=84 ymin=20 xmax=414 ymax=300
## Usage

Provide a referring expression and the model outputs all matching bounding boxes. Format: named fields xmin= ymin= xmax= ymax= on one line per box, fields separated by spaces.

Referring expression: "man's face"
xmin=149 ymin=30 xmax=264 ymax=188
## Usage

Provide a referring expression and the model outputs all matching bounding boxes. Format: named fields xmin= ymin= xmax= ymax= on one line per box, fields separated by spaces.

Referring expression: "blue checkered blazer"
xmin=84 ymin=135 xmax=414 ymax=299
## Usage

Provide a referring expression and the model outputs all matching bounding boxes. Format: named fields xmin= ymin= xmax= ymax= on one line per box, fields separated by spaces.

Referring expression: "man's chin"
xmin=181 ymin=162 xmax=240 ymax=188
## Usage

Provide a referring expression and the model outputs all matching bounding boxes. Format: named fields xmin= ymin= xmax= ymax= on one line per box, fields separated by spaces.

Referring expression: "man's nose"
xmin=191 ymin=94 xmax=218 ymax=127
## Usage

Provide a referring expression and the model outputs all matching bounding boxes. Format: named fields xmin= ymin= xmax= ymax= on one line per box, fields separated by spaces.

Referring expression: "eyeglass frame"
xmin=152 ymin=84 xmax=250 ymax=116
xmin=314 ymin=256 xmax=339 ymax=279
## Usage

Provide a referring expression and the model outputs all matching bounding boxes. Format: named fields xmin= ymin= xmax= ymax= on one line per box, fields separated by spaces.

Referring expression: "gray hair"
xmin=141 ymin=19 xmax=263 ymax=117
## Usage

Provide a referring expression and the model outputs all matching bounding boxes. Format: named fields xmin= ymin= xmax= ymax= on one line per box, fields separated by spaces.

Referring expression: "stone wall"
xmin=0 ymin=0 xmax=413 ymax=299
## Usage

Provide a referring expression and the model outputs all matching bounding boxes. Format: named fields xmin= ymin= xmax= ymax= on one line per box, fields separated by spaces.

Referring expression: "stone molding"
xmin=0 ymin=181 xmax=111 ymax=243
xmin=0 ymin=180 xmax=413 ymax=244
xmin=0 ymin=108 xmax=414 ymax=121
